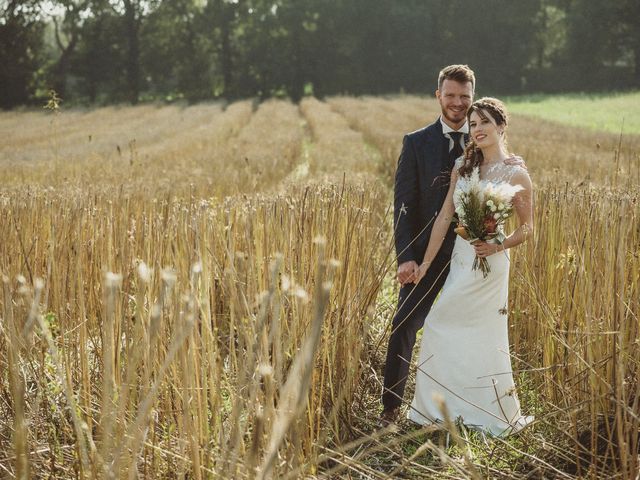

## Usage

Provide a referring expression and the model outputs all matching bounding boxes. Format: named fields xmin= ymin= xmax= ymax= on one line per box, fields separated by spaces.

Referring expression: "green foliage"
xmin=1 ymin=0 xmax=640 ymax=107
xmin=0 ymin=0 xmax=45 ymax=108
xmin=43 ymin=311 xmax=60 ymax=338
xmin=142 ymin=0 xmax=215 ymax=101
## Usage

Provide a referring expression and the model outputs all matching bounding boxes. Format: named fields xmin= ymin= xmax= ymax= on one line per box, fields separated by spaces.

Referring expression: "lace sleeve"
xmin=508 ymin=164 xmax=528 ymax=183
xmin=454 ymin=156 xmax=465 ymax=173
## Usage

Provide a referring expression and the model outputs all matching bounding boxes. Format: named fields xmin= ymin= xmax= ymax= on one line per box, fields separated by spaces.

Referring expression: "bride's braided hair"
xmin=458 ymin=97 xmax=509 ymax=178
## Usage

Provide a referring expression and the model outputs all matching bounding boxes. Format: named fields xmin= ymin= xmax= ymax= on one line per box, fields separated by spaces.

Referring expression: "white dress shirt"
xmin=439 ymin=116 xmax=469 ymax=152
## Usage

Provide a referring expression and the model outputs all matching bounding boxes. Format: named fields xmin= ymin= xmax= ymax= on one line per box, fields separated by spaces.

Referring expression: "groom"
xmin=380 ymin=64 xmax=475 ymax=423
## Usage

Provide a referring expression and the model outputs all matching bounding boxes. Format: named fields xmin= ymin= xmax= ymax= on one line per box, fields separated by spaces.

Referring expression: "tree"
xmin=0 ymin=0 xmax=45 ymax=108
xmin=93 ymin=0 xmax=160 ymax=104
xmin=553 ymin=0 xmax=637 ymax=90
xmin=276 ymin=0 xmax=319 ymax=101
xmin=428 ymin=0 xmax=542 ymax=94
xmin=143 ymin=0 xmax=215 ymax=101
xmin=207 ymin=0 xmax=237 ymax=98
xmin=122 ymin=0 xmax=142 ymax=103
xmin=47 ymin=0 xmax=91 ymax=99
xmin=613 ymin=0 xmax=640 ymax=87
xmin=71 ymin=1 xmax=129 ymax=103
xmin=2 ymin=0 xmax=638 ymax=107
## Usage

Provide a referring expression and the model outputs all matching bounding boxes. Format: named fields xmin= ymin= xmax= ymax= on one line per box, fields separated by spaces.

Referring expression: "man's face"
xmin=436 ymin=79 xmax=474 ymax=129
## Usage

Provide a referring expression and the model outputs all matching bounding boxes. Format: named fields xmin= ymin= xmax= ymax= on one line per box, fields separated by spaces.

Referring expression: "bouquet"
xmin=452 ymin=167 xmax=523 ymax=277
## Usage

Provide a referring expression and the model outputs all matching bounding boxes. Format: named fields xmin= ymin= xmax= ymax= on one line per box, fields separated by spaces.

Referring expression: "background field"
xmin=506 ymin=91 xmax=640 ymax=135
xmin=0 ymin=93 xmax=639 ymax=479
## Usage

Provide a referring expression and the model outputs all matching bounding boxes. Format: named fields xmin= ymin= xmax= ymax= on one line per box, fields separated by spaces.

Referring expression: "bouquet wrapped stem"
xmin=472 ymin=255 xmax=490 ymax=277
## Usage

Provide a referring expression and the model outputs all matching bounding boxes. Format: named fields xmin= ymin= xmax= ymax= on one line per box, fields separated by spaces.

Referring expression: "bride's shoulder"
xmin=504 ymin=157 xmax=530 ymax=177
xmin=508 ymin=164 xmax=533 ymax=190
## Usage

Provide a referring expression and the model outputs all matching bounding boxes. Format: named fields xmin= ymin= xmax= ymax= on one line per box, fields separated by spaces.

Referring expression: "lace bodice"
xmin=454 ymin=157 xmax=526 ymax=185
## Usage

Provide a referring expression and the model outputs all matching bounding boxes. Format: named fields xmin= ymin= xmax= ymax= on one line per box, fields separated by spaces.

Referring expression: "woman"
xmin=408 ymin=97 xmax=533 ymax=436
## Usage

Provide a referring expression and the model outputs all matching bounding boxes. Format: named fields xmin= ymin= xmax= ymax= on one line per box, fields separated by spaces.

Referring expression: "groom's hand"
xmin=397 ymin=261 xmax=418 ymax=285
xmin=504 ymin=155 xmax=527 ymax=169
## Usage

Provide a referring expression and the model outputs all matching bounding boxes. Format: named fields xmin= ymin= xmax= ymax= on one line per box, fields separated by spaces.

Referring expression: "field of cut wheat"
xmin=0 ymin=95 xmax=638 ymax=479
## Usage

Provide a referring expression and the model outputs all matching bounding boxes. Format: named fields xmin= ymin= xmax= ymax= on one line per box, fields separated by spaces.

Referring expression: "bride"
xmin=409 ymin=97 xmax=533 ymax=436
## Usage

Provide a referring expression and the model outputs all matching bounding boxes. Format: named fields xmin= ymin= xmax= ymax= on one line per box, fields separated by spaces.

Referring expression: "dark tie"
xmin=448 ymin=132 xmax=464 ymax=166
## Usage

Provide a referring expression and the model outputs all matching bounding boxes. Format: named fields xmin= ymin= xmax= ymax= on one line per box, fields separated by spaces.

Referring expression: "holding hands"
xmin=414 ymin=262 xmax=429 ymax=284
xmin=396 ymin=260 xmax=430 ymax=285
xmin=397 ymin=260 xmax=419 ymax=285
xmin=399 ymin=240 xmax=504 ymax=287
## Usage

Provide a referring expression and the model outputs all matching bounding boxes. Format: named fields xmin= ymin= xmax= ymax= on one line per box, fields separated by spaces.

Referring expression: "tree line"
xmin=1 ymin=0 xmax=639 ymax=109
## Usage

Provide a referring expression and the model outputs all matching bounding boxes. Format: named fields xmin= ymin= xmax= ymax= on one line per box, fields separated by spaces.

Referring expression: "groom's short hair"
xmin=438 ymin=65 xmax=475 ymax=92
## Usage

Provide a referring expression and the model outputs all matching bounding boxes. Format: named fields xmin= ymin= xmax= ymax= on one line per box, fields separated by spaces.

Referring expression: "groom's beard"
xmin=441 ymin=108 xmax=467 ymax=127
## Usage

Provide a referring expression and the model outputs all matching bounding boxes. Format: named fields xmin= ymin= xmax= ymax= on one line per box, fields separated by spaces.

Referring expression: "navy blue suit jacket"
xmin=393 ymin=120 xmax=463 ymax=265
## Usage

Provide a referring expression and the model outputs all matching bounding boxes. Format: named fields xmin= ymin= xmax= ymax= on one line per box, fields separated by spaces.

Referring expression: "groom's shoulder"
xmin=405 ymin=120 xmax=441 ymax=144
xmin=405 ymin=120 xmax=442 ymax=140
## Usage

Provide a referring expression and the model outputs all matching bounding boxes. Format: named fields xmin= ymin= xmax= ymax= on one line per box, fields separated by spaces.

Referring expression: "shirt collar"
xmin=439 ymin=116 xmax=469 ymax=135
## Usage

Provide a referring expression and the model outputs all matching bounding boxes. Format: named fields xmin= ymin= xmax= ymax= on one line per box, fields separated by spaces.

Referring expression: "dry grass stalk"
xmin=0 ymin=97 xmax=638 ymax=478
xmin=0 ymin=179 xmax=389 ymax=477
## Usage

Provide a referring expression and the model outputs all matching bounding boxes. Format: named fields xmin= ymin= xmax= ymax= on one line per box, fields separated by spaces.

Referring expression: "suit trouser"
xmin=382 ymin=258 xmax=450 ymax=411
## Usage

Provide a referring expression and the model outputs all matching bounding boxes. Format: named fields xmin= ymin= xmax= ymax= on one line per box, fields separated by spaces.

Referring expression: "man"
xmin=381 ymin=65 xmax=476 ymax=423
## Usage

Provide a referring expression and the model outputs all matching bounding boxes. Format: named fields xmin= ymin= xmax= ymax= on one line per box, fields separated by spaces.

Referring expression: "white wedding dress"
xmin=408 ymin=161 xmax=533 ymax=437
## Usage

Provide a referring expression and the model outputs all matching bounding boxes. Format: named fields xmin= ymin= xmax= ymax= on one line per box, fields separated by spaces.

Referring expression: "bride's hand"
xmin=473 ymin=241 xmax=501 ymax=258
xmin=414 ymin=262 xmax=430 ymax=283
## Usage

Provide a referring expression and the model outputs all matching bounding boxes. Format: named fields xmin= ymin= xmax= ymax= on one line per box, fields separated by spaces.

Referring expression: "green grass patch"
xmin=505 ymin=91 xmax=640 ymax=135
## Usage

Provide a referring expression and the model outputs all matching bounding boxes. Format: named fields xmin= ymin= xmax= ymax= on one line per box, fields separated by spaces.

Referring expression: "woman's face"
xmin=469 ymin=109 xmax=503 ymax=149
